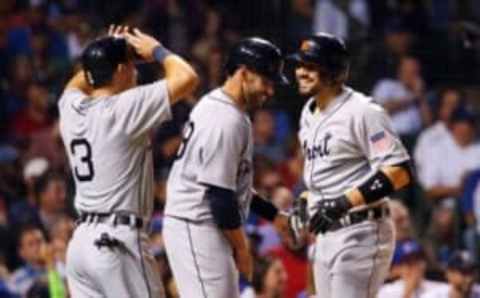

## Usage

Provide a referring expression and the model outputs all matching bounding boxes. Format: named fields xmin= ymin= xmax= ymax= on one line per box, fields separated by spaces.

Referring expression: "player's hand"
xmin=288 ymin=192 xmax=309 ymax=244
xmin=108 ymin=24 xmax=129 ymax=38
xmin=309 ymin=196 xmax=352 ymax=234
xmin=234 ymin=248 xmax=253 ymax=282
xmin=124 ymin=28 xmax=161 ymax=61
xmin=273 ymin=213 xmax=290 ymax=235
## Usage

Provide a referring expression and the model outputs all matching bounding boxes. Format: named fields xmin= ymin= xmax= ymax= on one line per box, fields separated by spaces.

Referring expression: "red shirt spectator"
xmin=268 ymin=244 xmax=308 ymax=298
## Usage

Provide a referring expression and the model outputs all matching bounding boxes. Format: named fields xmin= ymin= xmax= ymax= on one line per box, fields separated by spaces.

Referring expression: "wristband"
xmin=358 ymin=171 xmax=394 ymax=204
xmin=153 ymin=45 xmax=172 ymax=63
xmin=251 ymin=193 xmax=278 ymax=221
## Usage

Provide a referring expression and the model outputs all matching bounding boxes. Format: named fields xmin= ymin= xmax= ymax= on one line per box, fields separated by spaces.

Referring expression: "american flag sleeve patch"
xmin=370 ymin=131 xmax=392 ymax=154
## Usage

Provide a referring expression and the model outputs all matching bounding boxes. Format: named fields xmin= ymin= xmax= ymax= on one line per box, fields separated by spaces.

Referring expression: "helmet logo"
xmin=301 ymin=40 xmax=314 ymax=52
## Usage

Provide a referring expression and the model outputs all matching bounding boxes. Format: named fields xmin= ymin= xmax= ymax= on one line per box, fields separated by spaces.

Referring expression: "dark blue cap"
xmin=447 ymin=251 xmax=476 ymax=273
xmin=392 ymin=239 xmax=424 ymax=265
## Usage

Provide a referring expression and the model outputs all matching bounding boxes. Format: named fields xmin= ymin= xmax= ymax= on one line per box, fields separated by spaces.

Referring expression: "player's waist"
xmin=76 ymin=211 xmax=148 ymax=229
xmin=313 ymin=202 xmax=390 ymax=235
xmin=164 ymin=214 xmax=217 ymax=227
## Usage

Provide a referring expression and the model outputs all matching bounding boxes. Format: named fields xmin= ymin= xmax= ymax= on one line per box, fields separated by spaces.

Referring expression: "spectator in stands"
xmin=372 ymin=56 xmax=431 ymax=150
xmin=241 ymin=256 xmax=288 ymax=298
xmin=423 ymin=199 xmax=458 ymax=271
xmin=417 ymin=108 xmax=480 ymax=203
xmin=460 ymin=169 xmax=480 ymax=261
xmin=378 ymin=239 xmax=445 ymax=298
xmin=7 ymin=225 xmax=46 ymax=297
xmin=257 ymin=186 xmax=294 ymax=255
xmin=253 ymin=109 xmax=286 ymax=163
xmin=390 ymin=199 xmax=414 ymax=242
xmin=312 ymin=0 xmax=370 ymax=41
xmin=365 ymin=17 xmax=415 ymax=86
xmin=4 ymin=55 xmax=34 ymax=121
xmin=13 ymin=172 xmax=68 ymax=235
xmin=9 ymin=158 xmax=49 ymax=235
xmin=415 ymin=88 xmax=462 ymax=181
xmin=10 ymin=80 xmax=52 ymax=140
xmin=267 ymin=226 xmax=308 ymax=298
xmin=424 ymin=251 xmax=480 ymax=298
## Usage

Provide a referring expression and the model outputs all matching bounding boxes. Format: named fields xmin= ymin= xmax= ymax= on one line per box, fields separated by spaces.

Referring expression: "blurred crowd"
xmin=1 ymin=0 xmax=480 ymax=297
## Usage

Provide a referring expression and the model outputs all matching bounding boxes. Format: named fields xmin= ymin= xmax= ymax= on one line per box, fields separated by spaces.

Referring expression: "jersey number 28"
xmin=70 ymin=138 xmax=95 ymax=182
xmin=175 ymin=121 xmax=195 ymax=160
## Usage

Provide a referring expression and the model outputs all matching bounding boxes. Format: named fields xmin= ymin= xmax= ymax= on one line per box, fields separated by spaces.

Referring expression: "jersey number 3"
xmin=70 ymin=138 xmax=95 ymax=182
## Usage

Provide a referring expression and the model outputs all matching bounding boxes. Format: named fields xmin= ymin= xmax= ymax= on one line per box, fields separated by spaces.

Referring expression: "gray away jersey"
xmin=58 ymin=81 xmax=171 ymax=218
xmin=299 ymin=86 xmax=409 ymax=211
xmin=165 ymin=88 xmax=254 ymax=222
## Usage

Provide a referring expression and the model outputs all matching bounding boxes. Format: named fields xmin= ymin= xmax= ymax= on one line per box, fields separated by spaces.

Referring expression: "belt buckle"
xmin=129 ymin=214 xmax=136 ymax=228
xmin=367 ymin=209 xmax=374 ymax=220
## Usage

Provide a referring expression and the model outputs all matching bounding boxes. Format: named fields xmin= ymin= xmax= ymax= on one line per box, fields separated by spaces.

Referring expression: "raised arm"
xmin=64 ymin=70 xmax=92 ymax=94
xmin=125 ymin=28 xmax=199 ymax=104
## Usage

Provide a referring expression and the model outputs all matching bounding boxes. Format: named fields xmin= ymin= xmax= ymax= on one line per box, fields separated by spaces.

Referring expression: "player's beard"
xmin=241 ymin=78 xmax=263 ymax=110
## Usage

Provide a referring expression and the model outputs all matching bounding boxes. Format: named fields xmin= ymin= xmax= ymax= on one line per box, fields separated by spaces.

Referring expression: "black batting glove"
xmin=309 ymin=195 xmax=352 ymax=234
xmin=288 ymin=193 xmax=309 ymax=242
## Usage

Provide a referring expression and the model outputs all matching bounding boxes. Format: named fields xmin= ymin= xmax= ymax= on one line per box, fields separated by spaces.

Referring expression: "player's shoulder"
xmin=193 ymin=88 xmax=250 ymax=127
xmin=347 ymin=87 xmax=387 ymax=118
xmin=299 ymin=96 xmax=316 ymax=128
xmin=58 ymin=88 xmax=86 ymax=110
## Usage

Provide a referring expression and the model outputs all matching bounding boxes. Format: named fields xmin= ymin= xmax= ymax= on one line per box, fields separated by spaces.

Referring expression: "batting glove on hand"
xmin=288 ymin=192 xmax=309 ymax=243
xmin=309 ymin=196 xmax=352 ymax=235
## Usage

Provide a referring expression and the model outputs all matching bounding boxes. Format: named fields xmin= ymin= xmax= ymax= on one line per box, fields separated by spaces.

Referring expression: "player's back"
xmin=58 ymin=81 xmax=171 ymax=217
xmin=165 ymin=88 xmax=253 ymax=222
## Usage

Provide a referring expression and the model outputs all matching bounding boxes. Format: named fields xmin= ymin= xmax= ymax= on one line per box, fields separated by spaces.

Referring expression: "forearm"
xmin=65 ymin=70 xmax=92 ymax=94
xmin=222 ymin=227 xmax=249 ymax=252
xmin=162 ymin=53 xmax=199 ymax=104
xmin=346 ymin=163 xmax=412 ymax=207
xmin=425 ymin=185 xmax=461 ymax=201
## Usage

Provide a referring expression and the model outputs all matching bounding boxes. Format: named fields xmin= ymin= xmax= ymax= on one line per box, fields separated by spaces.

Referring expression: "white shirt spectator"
xmin=372 ymin=79 xmax=422 ymax=136
xmin=414 ymin=122 xmax=449 ymax=181
xmin=313 ymin=0 xmax=348 ymax=40
xmin=418 ymin=134 xmax=480 ymax=192
xmin=313 ymin=0 xmax=369 ymax=41
xmin=377 ymin=280 xmax=448 ymax=298
xmin=422 ymin=284 xmax=480 ymax=298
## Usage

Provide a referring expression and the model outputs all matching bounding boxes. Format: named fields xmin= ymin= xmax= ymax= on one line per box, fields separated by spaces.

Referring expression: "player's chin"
xmin=298 ymin=85 xmax=315 ymax=97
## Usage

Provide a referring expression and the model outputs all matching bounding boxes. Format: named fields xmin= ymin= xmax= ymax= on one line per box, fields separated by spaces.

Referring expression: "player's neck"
xmin=222 ymin=78 xmax=246 ymax=111
xmin=314 ymin=85 xmax=343 ymax=111
xmin=90 ymin=83 xmax=125 ymax=98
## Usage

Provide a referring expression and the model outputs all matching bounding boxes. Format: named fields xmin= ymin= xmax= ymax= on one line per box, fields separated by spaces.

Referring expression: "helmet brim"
xmin=286 ymin=52 xmax=318 ymax=65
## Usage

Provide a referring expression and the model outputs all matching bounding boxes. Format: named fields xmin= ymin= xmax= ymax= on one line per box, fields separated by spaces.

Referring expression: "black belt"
xmin=325 ymin=204 xmax=390 ymax=233
xmin=77 ymin=212 xmax=145 ymax=229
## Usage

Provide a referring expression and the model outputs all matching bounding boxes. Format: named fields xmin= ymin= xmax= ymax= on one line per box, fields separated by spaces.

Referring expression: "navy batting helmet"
xmin=225 ymin=37 xmax=288 ymax=85
xmin=289 ymin=33 xmax=349 ymax=80
xmin=81 ymin=37 xmax=133 ymax=88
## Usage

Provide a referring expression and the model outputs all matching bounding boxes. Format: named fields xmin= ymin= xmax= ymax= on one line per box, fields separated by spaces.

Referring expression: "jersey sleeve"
xmin=197 ymin=119 xmax=246 ymax=191
xmin=355 ymin=103 xmax=409 ymax=169
xmin=111 ymin=80 xmax=172 ymax=139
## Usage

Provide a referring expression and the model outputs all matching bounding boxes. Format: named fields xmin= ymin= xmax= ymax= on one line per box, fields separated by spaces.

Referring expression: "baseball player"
xmin=163 ymin=37 xmax=292 ymax=298
xmin=288 ymin=33 xmax=413 ymax=298
xmin=58 ymin=25 xmax=198 ymax=297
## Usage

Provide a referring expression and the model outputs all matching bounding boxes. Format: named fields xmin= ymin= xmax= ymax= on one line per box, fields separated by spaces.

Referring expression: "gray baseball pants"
xmin=313 ymin=218 xmax=395 ymax=298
